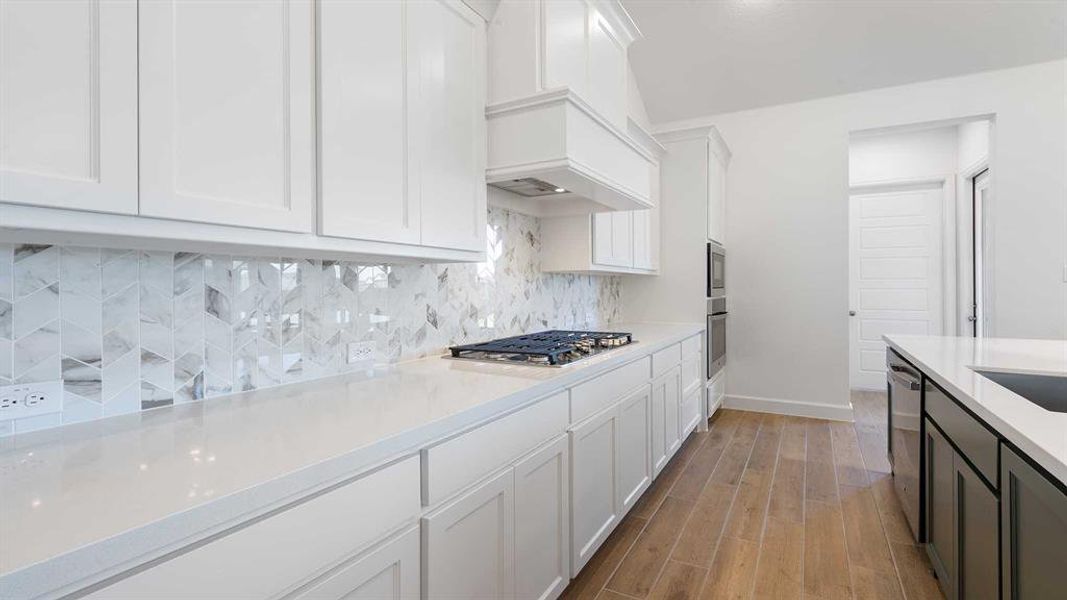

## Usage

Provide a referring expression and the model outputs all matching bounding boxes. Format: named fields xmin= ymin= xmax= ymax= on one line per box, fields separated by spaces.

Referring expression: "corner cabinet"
xmin=1 ymin=0 xmax=487 ymax=263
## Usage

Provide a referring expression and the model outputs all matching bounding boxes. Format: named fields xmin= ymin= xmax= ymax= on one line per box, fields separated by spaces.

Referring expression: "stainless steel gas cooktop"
xmin=446 ymin=330 xmax=634 ymax=367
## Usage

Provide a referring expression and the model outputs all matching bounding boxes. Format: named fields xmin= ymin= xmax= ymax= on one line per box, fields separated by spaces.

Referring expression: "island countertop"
xmin=0 ymin=321 xmax=704 ymax=599
xmin=883 ymin=335 xmax=1067 ymax=487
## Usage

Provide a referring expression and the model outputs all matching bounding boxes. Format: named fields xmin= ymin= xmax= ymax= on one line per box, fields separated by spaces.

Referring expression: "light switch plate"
xmin=0 ymin=381 xmax=63 ymax=420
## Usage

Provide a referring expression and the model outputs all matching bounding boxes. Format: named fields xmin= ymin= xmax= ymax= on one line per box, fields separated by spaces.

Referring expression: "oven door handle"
xmin=887 ymin=368 xmax=921 ymax=391
xmin=708 ymin=313 xmax=727 ymax=321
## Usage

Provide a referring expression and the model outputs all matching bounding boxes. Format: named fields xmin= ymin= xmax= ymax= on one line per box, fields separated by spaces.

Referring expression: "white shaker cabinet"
xmin=569 ymin=405 xmax=621 ymax=574
xmin=138 ymin=0 xmax=315 ymax=232
xmin=0 ymin=0 xmax=137 ymax=214
xmin=651 ymin=366 xmax=682 ymax=477
xmin=592 ymin=211 xmax=634 ymax=268
xmin=708 ymin=149 xmax=727 ymax=244
xmin=422 ymin=468 xmax=516 ymax=600
xmin=514 ymin=436 xmax=570 ymax=600
xmin=292 ymin=525 xmax=420 ymax=600
xmin=318 ymin=0 xmax=416 ymax=245
xmin=617 ymin=385 xmax=652 ymax=513
xmin=409 ymin=0 xmax=487 ymax=252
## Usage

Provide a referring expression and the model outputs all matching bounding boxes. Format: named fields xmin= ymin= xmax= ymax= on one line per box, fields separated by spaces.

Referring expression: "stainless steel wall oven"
xmin=707 ymin=297 xmax=726 ymax=379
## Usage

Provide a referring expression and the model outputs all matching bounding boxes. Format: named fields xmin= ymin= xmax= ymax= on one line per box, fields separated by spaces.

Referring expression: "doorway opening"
xmin=847 ymin=117 xmax=993 ymax=391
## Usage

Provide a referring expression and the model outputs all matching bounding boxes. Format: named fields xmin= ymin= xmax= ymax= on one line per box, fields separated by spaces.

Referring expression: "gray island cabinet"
xmin=888 ymin=346 xmax=1067 ymax=600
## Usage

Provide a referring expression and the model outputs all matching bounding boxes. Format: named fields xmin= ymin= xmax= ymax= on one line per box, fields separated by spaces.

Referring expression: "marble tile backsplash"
xmin=0 ymin=207 xmax=621 ymax=435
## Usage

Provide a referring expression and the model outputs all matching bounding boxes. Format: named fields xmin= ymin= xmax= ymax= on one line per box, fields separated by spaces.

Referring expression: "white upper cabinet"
xmin=708 ymin=150 xmax=727 ymax=245
xmin=410 ymin=0 xmax=487 ymax=251
xmin=138 ymin=0 xmax=315 ymax=233
xmin=655 ymin=126 xmax=731 ymax=245
xmin=0 ymin=0 xmax=137 ymax=214
xmin=318 ymin=0 xmax=416 ymax=245
xmin=592 ymin=211 xmax=633 ymax=268
xmin=318 ymin=0 xmax=486 ymax=252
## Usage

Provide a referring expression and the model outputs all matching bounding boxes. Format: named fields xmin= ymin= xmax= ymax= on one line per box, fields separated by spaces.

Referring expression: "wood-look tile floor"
xmin=560 ymin=391 xmax=944 ymax=600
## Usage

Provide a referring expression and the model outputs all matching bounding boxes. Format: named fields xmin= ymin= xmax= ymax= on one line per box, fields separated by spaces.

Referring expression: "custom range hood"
xmin=485 ymin=0 xmax=655 ymax=216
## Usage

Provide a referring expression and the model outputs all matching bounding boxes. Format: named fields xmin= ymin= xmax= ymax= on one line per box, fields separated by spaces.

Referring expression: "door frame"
xmin=958 ymin=161 xmax=991 ymax=337
xmin=848 ymin=175 xmax=956 ymax=391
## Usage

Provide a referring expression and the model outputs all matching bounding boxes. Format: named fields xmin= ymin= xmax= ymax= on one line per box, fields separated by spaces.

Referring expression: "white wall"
xmin=653 ymin=60 xmax=1067 ymax=416
xmin=849 ymin=126 xmax=959 ymax=184
xmin=957 ymin=119 xmax=991 ymax=173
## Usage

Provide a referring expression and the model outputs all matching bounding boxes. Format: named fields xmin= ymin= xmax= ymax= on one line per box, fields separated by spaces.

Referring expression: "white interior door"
xmin=849 ymin=185 xmax=943 ymax=390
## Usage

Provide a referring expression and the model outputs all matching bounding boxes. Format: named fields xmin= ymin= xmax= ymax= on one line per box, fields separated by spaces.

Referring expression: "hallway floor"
xmin=561 ymin=391 xmax=943 ymax=600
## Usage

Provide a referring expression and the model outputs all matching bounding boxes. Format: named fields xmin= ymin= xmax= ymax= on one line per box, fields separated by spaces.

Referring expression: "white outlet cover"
xmin=346 ymin=342 xmax=375 ymax=364
xmin=0 ymin=380 xmax=63 ymax=420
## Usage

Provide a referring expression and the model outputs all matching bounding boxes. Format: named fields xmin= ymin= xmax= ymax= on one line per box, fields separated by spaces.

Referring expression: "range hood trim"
xmin=486 ymin=87 xmax=655 ymax=213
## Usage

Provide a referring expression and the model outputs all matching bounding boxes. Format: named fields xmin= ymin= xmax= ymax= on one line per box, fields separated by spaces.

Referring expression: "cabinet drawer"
xmin=89 ymin=456 xmax=421 ymax=599
xmin=681 ymin=334 xmax=701 ymax=360
xmin=571 ymin=357 xmax=650 ymax=424
xmin=651 ymin=344 xmax=682 ymax=378
xmin=925 ymin=381 xmax=998 ymax=486
xmin=681 ymin=357 xmax=702 ymax=394
xmin=424 ymin=391 xmax=568 ymax=505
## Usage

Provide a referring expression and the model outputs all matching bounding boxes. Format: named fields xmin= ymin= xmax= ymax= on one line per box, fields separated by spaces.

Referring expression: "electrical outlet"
xmin=0 ymin=381 xmax=63 ymax=420
xmin=346 ymin=341 xmax=375 ymax=364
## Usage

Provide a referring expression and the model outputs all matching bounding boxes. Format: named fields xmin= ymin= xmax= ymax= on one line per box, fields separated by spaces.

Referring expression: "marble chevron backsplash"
xmin=0 ymin=207 xmax=621 ymax=435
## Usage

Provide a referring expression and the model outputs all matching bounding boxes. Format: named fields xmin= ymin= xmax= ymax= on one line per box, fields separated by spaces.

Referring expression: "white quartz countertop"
xmin=0 ymin=322 xmax=703 ymax=598
xmin=884 ymin=335 xmax=1067 ymax=487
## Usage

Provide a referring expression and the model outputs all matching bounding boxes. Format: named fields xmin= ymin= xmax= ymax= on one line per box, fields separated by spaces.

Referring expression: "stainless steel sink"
xmin=974 ymin=370 xmax=1067 ymax=413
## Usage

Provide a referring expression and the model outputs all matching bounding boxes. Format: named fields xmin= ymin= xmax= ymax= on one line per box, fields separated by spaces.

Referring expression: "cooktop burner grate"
xmin=448 ymin=330 xmax=633 ymax=366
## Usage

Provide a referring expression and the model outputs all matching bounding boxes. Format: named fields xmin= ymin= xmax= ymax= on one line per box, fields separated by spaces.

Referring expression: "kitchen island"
xmin=884 ymin=334 xmax=1067 ymax=600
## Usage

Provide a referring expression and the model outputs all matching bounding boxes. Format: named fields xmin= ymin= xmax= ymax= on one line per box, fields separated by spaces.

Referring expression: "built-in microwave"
xmin=707 ymin=297 xmax=726 ymax=380
xmin=707 ymin=242 xmax=725 ymax=298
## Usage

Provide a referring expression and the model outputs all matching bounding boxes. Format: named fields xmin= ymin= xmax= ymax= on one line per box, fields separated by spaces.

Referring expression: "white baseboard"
xmin=724 ymin=394 xmax=855 ymax=422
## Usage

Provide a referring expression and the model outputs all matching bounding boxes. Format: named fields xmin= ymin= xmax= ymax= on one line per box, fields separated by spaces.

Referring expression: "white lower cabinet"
xmin=569 ymin=379 xmax=653 ymax=575
xmin=651 ymin=366 xmax=682 ymax=477
xmin=423 ymin=434 xmax=569 ymax=600
xmin=85 ymin=456 xmax=421 ymax=599
xmin=682 ymin=384 xmax=702 ymax=437
xmin=569 ymin=405 xmax=621 ymax=575
xmin=293 ymin=525 xmax=420 ymax=600
xmin=514 ymin=436 xmax=570 ymax=600
xmin=422 ymin=468 xmax=515 ymax=600
xmin=617 ymin=386 xmax=652 ymax=513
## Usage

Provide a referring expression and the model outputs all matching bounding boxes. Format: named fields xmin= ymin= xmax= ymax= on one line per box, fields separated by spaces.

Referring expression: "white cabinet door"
xmin=318 ymin=0 xmax=417 ymax=244
xmin=650 ymin=376 xmax=667 ymax=478
xmin=409 ymin=0 xmax=487 ymax=251
xmin=707 ymin=150 xmax=726 ymax=244
xmin=294 ymin=525 xmax=420 ymax=600
xmin=682 ymin=384 xmax=702 ymax=438
xmin=514 ymin=436 xmax=570 ymax=600
xmin=650 ymin=368 xmax=681 ymax=478
xmin=138 ymin=0 xmax=314 ymax=232
xmin=423 ymin=468 xmax=515 ymax=600
xmin=632 ymin=209 xmax=654 ymax=271
xmin=662 ymin=367 xmax=683 ymax=462
xmin=617 ymin=385 xmax=652 ymax=514
xmin=0 ymin=0 xmax=137 ymax=213
xmin=593 ymin=211 xmax=633 ymax=268
xmin=569 ymin=406 xmax=620 ymax=574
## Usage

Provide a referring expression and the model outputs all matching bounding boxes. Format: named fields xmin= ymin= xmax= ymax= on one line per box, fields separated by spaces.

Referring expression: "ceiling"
xmin=622 ymin=0 xmax=1067 ymax=123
